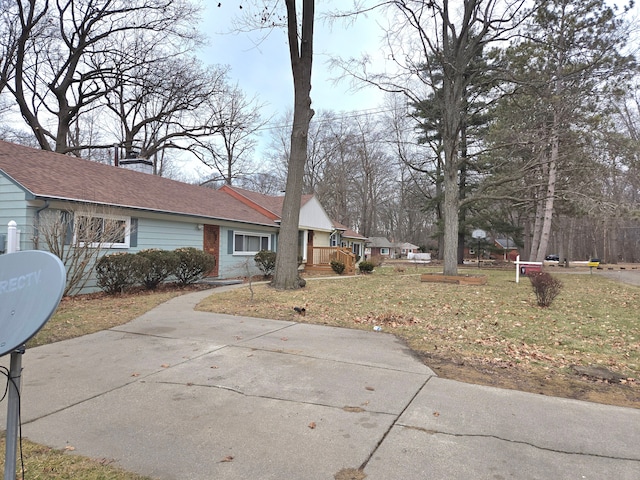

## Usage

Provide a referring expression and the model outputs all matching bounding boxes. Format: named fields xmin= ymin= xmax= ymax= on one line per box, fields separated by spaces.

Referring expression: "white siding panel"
xmin=299 ymin=197 xmax=333 ymax=231
xmin=313 ymin=231 xmax=331 ymax=247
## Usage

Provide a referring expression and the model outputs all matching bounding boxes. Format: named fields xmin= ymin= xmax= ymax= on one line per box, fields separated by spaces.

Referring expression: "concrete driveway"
xmin=2 ymin=287 xmax=639 ymax=479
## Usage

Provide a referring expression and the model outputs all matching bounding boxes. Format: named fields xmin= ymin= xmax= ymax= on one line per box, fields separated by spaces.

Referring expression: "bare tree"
xmin=2 ymin=0 xmax=202 ymax=154
xmin=332 ymin=0 xmax=528 ymax=275
xmin=269 ymin=0 xmax=316 ymax=289
xmin=232 ymin=1 xmax=315 ymax=289
xmin=35 ymin=205 xmax=134 ymax=295
xmin=103 ymin=51 xmax=228 ymax=174
xmin=197 ymin=82 xmax=266 ymax=186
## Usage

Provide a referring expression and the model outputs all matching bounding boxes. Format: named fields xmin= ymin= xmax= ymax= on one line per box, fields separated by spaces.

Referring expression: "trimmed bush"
xmin=173 ymin=247 xmax=216 ymax=285
xmin=254 ymin=250 xmax=277 ymax=278
xmin=330 ymin=259 xmax=346 ymax=275
xmin=529 ymin=271 xmax=563 ymax=307
xmin=358 ymin=260 xmax=375 ymax=274
xmin=96 ymin=253 xmax=143 ymax=294
xmin=136 ymin=249 xmax=179 ymax=290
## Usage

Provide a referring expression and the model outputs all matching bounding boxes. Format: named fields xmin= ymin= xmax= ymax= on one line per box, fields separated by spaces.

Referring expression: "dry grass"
xmin=0 ymin=436 xmax=152 ymax=480
xmin=197 ymin=267 xmax=640 ymax=404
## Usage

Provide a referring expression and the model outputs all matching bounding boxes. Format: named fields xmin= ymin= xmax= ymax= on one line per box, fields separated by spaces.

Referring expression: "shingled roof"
xmin=0 ymin=140 xmax=277 ymax=227
xmin=219 ymin=185 xmax=314 ymax=219
xmin=332 ymin=220 xmax=367 ymax=240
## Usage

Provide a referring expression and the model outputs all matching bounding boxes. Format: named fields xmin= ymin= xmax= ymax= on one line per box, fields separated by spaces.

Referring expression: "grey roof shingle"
xmin=0 ymin=140 xmax=277 ymax=227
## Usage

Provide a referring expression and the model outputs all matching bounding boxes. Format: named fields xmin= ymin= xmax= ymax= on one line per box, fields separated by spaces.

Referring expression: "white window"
xmin=380 ymin=247 xmax=390 ymax=255
xmin=75 ymin=214 xmax=130 ymax=248
xmin=234 ymin=232 xmax=270 ymax=254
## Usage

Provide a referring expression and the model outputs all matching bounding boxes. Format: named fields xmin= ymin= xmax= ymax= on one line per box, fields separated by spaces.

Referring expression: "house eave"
xmin=28 ymin=194 xmax=280 ymax=229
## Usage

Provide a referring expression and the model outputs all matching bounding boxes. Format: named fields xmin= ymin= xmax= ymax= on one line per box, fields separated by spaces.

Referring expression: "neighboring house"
xmin=0 ymin=140 xmax=280 ymax=292
xmin=493 ymin=237 xmax=519 ymax=262
xmin=398 ymin=242 xmax=419 ymax=258
xmin=464 ymin=236 xmax=519 ymax=262
xmin=331 ymin=220 xmax=367 ymax=261
xmin=366 ymin=237 xmax=395 ymax=259
xmin=219 ymin=185 xmax=363 ymax=274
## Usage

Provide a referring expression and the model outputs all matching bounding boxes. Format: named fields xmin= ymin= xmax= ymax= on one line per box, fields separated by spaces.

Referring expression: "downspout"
xmin=33 ymin=199 xmax=51 ymax=250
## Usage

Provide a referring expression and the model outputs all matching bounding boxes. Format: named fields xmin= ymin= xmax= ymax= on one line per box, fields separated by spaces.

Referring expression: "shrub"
xmin=358 ymin=260 xmax=375 ymax=274
xmin=136 ymin=249 xmax=179 ymax=290
xmin=96 ymin=253 xmax=143 ymax=294
xmin=173 ymin=247 xmax=216 ymax=285
xmin=529 ymin=271 xmax=563 ymax=307
xmin=254 ymin=250 xmax=277 ymax=278
xmin=330 ymin=259 xmax=346 ymax=275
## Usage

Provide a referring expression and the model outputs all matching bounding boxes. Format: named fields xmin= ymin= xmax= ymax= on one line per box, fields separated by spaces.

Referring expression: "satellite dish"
xmin=0 ymin=250 xmax=66 ymax=357
xmin=471 ymin=229 xmax=487 ymax=239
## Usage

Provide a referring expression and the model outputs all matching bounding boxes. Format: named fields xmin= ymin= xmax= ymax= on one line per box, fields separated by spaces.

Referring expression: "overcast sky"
xmin=197 ymin=2 xmax=389 ymax=124
xmin=182 ymin=0 xmax=639 ymax=178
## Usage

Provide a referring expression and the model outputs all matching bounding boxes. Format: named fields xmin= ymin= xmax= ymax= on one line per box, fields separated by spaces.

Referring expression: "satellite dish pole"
xmin=4 ymin=220 xmax=20 ymax=480
xmin=4 ymin=347 xmax=23 ymax=480
xmin=2 ymin=221 xmax=66 ymax=480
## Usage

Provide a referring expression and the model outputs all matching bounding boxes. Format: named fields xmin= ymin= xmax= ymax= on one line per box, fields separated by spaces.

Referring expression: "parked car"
xmin=545 ymin=254 xmax=560 ymax=261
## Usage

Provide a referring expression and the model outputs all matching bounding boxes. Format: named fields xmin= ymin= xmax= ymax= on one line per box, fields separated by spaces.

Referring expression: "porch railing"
xmin=306 ymin=246 xmax=356 ymax=273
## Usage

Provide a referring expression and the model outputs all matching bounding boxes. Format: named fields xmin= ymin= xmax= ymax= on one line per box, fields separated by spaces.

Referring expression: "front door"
xmin=306 ymin=230 xmax=314 ymax=265
xmin=203 ymin=225 xmax=219 ymax=277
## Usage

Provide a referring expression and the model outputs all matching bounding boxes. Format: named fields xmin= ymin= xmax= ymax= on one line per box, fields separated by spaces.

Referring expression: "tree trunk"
xmin=529 ymin=158 xmax=546 ymax=260
xmin=272 ymin=0 xmax=314 ymax=290
xmin=442 ymin=156 xmax=459 ymax=275
xmin=534 ymin=118 xmax=559 ymax=262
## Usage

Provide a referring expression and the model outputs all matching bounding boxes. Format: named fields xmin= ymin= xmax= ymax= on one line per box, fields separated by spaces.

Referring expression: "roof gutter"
xmin=33 ymin=199 xmax=51 ymax=249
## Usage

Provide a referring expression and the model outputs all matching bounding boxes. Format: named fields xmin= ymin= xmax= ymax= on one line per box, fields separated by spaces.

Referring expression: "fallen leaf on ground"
xmin=308 ymin=422 xmax=316 ymax=429
xmin=220 ymin=455 xmax=234 ymax=463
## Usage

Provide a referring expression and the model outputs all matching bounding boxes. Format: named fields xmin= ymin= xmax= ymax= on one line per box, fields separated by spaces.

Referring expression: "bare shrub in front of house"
xmin=136 ymin=249 xmax=179 ymax=290
xmin=529 ymin=271 xmax=563 ymax=307
xmin=36 ymin=206 xmax=133 ymax=296
xmin=173 ymin=247 xmax=216 ymax=285
xmin=96 ymin=253 xmax=144 ymax=294
xmin=254 ymin=250 xmax=277 ymax=278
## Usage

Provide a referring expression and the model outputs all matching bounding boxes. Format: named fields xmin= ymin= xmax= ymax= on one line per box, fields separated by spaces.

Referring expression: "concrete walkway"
xmin=2 ymin=287 xmax=639 ymax=479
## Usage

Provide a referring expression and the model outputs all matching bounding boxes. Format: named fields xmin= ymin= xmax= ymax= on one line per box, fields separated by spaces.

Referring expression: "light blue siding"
xmin=218 ymin=226 xmax=278 ymax=278
xmin=0 ymin=176 xmax=32 ymax=252
xmin=132 ymin=217 xmax=203 ymax=252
